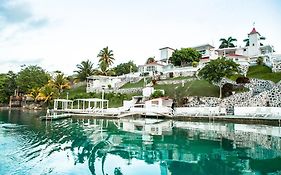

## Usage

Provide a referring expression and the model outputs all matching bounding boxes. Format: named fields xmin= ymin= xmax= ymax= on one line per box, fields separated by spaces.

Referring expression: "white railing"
xmin=234 ymin=107 xmax=281 ymax=117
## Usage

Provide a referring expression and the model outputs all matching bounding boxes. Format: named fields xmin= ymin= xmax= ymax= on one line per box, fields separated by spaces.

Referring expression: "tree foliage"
xmin=50 ymin=73 xmax=70 ymax=93
xmin=37 ymin=83 xmax=59 ymax=105
xmin=16 ymin=65 xmax=50 ymax=94
xmin=170 ymin=48 xmax=201 ymax=66
xmin=114 ymin=61 xmax=138 ymax=76
xmin=198 ymin=57 xmax=240 ymax=83
xmin=97 ymin=46 xmax=115 ymax=67
xmin=219 ymin=37 xmax=237 ymax=48
xmin=94 ymin=61 xmax=115 ymax=76
xmin=146 ymin=57 xmax=155 ymax=64
xmin=151 ymin=90 xmax=164 ymax=99
xmin=74 ymin=59 xmax=95 ymax=81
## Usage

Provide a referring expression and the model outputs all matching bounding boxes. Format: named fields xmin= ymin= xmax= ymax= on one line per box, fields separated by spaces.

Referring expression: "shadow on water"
xmin=1 ymin=109 xmax=281 ymax=174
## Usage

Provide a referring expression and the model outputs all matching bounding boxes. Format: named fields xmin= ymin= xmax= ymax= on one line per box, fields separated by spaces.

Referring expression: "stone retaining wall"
xmin=184 ymin=78 xmax=281 ymax=107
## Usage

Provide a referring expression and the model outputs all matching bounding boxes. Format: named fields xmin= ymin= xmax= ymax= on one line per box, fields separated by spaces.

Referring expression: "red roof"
xmin=200 ymin=56 xmax=209 ymax=60
xmin=249 ymin=27 xmax=260 ymax=35
xmin=139 ymin=61 xmax=164 ymax=67
xmin=226 ymin=54 xmax=247 ymax=58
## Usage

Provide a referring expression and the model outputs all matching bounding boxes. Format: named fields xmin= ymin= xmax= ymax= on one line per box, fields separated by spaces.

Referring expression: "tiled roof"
xmin=249 ymin=27 xmax=260 ymax=35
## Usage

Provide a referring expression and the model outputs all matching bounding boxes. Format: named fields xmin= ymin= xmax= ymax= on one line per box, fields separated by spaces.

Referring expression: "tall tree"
xmin=94 ymin=61 xmax=115 ymax=76
xmin=97 ymin=46 xmax=115 ymax=67
xmin=170 ymin=48 xmax=201 ymax=66
xmin=219 ymin=37 xmax=237 ymax=48
xmin=113 ymin=61 xmax=138 ymax=76
xmin=37 ymin=83 xmax=59 ymax=105
xmin=50 ymin=73 xmax=70 ymax=93
xmin=16 ymin=65 xmax=50 ymax=94
xmin=75 ymin=59 xmax=95 ymax=81
xmin=198 ymin=57 xmax=240 ymax=83
xmin=198 ymin=57 xmax=240 ymax=98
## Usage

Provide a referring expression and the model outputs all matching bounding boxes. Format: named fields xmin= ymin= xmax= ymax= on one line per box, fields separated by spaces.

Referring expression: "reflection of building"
xmin=75 ymin=118 xmax=281 ymax=174
xmin=120 ymin=118 xmax=173 ymax=136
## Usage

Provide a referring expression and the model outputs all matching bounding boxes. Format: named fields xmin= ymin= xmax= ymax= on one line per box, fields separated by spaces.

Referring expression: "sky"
xmin=0 ymin=0 xmax=281 ymax=75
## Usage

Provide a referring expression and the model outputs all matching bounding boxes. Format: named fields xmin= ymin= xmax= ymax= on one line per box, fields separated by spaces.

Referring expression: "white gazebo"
xmin=73 ymin=98 xmax=109 ymax=113
xmin=54 ymin=99 xmax=74 ymax=111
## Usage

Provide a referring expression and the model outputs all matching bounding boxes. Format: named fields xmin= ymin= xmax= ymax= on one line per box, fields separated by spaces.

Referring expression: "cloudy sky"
xmin=1 ymin=0 xmax=281 ymax=74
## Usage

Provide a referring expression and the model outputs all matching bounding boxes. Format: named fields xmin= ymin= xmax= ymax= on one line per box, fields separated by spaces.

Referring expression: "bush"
xmin=222 ymin=83 xmax=233 ymax=98
xmin=256 ymin=57 xmax=264 ymax=65
xmin=192 ymin=61 xmax=199 ymax=67
xmin=151 ymin=90 xmax=164 ymax=99
xmin=236 ymin=77 xmax=250 ymax=84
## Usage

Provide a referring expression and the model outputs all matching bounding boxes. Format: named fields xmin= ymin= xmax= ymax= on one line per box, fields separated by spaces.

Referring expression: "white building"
xmin=86 ymin=75 xmax=124 ymax=93
xmin=215 ymin=27 xmax=281 ymax=72
xmin=159 ymin=47 xmax=175 ymax=64
xmin=138 ymin=62 xmax=165 ymax=76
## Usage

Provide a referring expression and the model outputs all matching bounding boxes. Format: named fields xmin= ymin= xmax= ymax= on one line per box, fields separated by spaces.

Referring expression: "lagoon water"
xmin=1 ymin=109 xmax=281 ymax=175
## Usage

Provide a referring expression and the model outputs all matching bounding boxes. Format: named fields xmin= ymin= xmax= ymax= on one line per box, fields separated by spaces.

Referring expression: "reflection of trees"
xmin=3 ymin=111 xmax=281 ymax=175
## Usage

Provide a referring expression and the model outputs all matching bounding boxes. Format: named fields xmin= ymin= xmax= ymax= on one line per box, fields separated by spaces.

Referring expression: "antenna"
xmin=253 ymin=22 xmax=255 ymax=27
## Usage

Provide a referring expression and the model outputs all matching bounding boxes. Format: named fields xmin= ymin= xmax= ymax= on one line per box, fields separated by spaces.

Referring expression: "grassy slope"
xmin=247 ymin=65 xmax=281 ymax=83
xmin=154 ymin=80 xmax=219 ymax=98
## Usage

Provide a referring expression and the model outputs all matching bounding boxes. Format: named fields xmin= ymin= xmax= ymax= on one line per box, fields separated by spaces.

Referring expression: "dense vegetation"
xmin=170 ymin=48 xmax=201 ymax=66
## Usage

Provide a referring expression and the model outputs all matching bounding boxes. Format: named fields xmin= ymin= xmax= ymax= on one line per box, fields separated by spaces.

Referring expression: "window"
xmin=146 ymin=66 xmax=156 ymax=72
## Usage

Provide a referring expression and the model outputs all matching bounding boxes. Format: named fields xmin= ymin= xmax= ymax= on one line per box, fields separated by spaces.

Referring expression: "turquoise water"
xmin=1 ymin=110 xmax=281 ymax=175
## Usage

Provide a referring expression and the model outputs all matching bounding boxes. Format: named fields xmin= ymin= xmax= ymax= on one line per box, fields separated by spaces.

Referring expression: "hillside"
xmin=247 ymin=65 xmax=281 ymax=83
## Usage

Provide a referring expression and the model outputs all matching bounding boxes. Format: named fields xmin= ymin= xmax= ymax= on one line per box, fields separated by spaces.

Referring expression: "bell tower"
xmin=248 ymin=27 xmax=261 ymax=56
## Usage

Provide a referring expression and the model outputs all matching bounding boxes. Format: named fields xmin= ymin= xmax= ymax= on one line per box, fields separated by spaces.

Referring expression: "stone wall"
xmin=183 ymin=78 xmax=281 ymax=108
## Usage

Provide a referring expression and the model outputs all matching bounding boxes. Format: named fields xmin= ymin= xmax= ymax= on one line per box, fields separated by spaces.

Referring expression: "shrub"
xmin=151 ymin=90 xmax=164 ymax=99
xmin=256 ymin=57 xmax=264 ymax=65
xmin=236 ymin=77 xmax=250 ymax=84
xmin=192 ymin=61 xmax=199 ymax=67
xmin=222 ymin=83 xmax=233 ymax=98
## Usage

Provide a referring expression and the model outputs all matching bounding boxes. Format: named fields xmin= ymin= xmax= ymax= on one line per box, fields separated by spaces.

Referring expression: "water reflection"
xmin=0 ymin=110 xmax=281 ymax=174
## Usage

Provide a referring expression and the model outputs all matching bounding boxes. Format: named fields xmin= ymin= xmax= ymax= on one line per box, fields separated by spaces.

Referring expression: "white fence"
xmin=234 ymin=107 xmax=281 ymax=116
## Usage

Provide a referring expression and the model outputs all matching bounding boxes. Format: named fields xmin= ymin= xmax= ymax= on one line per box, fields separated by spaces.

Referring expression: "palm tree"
xmin=28 ymin=87 xmax=41 ymax=102
xmin=51 ymin=73 xmax=70 ymax=93
xmin=243 ymin=38 xmax=250 ymax=47
xmin=97 ymin=46 xmax=115 ymax=67
xmin=146 ymin=57 xmax=155 ymax=64
xmin=74 ymin=59 xmax=95 ymax=81
xmin=94 ymin=61 xmax=115 ymax=76
xmin=37 ymin=83 xmax=58 ymax=105
xmin=219 ymin=37 xmax=237 ymax=48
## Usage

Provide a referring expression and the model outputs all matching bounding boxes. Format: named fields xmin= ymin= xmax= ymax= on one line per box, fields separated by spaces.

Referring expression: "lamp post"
xmin=66 ymin=92 xmax=69 ymax=100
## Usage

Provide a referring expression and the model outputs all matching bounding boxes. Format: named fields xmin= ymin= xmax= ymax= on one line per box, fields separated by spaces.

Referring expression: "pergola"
xmin=54 ymin=99 xmax=74 ymax=110
xmin=74 ymin=98 xmax=109 ymax=112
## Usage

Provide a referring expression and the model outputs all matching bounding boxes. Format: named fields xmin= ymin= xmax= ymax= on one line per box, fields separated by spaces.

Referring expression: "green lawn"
xmin=247 ymin=65 xmax=281 ymax=83
xmin=154 ymin=79 xmax=219 ymax=98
